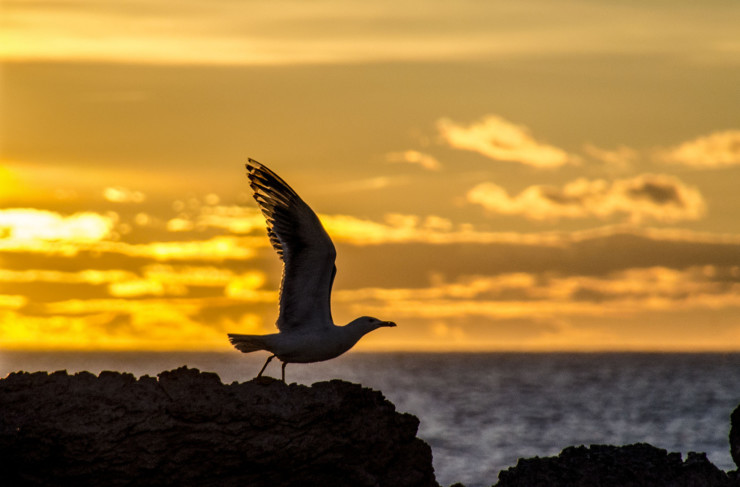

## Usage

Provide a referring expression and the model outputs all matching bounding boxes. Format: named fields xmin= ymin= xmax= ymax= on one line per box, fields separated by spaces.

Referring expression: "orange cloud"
xmin=0 ymin=295 xmax=27 ymax=309
xmin=0 ymin=268 xmax=134 ymax=285
xmin=166 ymin=218 xmax=195 ymax=232
xmin=102 ymin=186 xmax=146 ymax=203
xmin=8 ymin=262 xmax=739 ymax=351
xmin=336 ymin=265 xmax=740 ymax=326
xmin=140 ymin=264 xmax=251 ymax=286
xmin=0 ymin=234 xmax=261 ymax=261
xmin=117 ymin=236 xmax=261 ymax=261
xmin=335 ymin=273 xmax=536 ymax=302
xmin=583 ymin=144 xmax=638 ymax=172
xmin=0 ymin=306 xmax=263 ymax=351
xmin=437 ymin=115 xmax=573 ymax=168
xmin=0 ymin=209 xmax=114 ymax=242
xmin=197 ymin=207 xmax=740 ymax=249
xmin=4 ymin=1 xmax=737 ymax=66
xmin=194 ymin=206 xmax=265 ymax=234
xmin=344 ymin=287 xmax=740 ymax=326
xmin=107 ymin=280 xmax=187 ymax=298
xmin=467 ymin=174 xmax=705 ymax=223
xmin=385 ymin=150 xmax=442 ymax=171
xmin=660 ymin=130 xmax=740 ymax=168
xmin=105 ymin=265 xmax=268 ymax=298
xmin=318 ymin=213 xmax=572 ymax=246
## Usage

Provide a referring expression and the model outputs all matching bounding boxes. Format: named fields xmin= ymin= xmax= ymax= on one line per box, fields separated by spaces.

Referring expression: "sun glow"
xmin=2 ymin=0 xmax=740 ymax=352
xmin=0 ymin=209 xmax=114 ymax=242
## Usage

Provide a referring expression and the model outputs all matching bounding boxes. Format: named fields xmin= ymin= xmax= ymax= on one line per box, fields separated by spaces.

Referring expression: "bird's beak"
xmin=382 ymin=321 xmax=397 ymax=327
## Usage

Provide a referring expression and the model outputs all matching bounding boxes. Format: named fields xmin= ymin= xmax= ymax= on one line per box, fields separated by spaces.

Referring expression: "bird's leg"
xmin=256 ymin=354 xmax=275 ymax=378
xmin=281 ymin=361 xmax=287 ymax=383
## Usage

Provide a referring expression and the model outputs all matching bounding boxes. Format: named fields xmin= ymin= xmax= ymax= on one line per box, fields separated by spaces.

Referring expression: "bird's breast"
xmin=272 ymin=328 xmax=357 ymax=363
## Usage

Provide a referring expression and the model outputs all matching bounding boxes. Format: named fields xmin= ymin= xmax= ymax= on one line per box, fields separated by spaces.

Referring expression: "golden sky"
xmin=1 ymin=0 xmax=740 ymax=351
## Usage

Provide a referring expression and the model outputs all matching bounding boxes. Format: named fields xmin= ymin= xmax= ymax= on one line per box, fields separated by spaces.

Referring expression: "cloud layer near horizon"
xmin=3 ymin=1 xmax=740 ymax=352
xmin=3 ymin=0 xmax=739 ymax=65
xmin=2 ymin=187 xmax=740 ymax=352
xmin=3 ymin=113 xmax=740 ymax=350
xmin=466 ymin=174 xmax=706 ymax=223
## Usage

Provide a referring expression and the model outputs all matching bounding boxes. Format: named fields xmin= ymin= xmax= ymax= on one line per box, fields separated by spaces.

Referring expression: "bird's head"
xmin=348 ymin=316 xmax=397 ymax=334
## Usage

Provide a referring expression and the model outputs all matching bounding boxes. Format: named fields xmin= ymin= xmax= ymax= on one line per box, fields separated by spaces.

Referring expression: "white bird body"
xmin=230 ymin=319 xmax=382 ymax=364
xmin=228 ymin=159 xmax=395 ymax=380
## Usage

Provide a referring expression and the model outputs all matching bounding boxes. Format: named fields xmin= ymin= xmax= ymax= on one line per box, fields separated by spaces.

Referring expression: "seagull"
xmin=228 ymin=159 xmax=396 ymax=382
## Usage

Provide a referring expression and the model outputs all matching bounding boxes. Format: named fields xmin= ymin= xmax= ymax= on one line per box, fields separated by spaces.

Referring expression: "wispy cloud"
xmin=342 ymin=266 xmax=727 ymax=304
xmin=0 ymin=303 xmax=265 ymax=351
xmin=108 ymin=266 xmax=267 ymax=298
xmin=107 ymin=279 xmax=186 ymax=298
xmin=0 ymin=230 xmax=261 ymax=261
xmin=318 ymin=213 xmax=566 ymax=245
xmin=0 ymin=268 xmax=135 ymax=285
xmin=109 ymin=236 xmax=260 ymax=261
xmin=3 ymin=1 xmax=738 ymax=65
xmin=5 ymin=210 xmax=740 ymax=350
xmin=0 ymin=295 xmax=27 ymax=309
xmin=191 ymin=206 xmax=265 ymax=233
xmin=163 ymin=206 xmax=264 ymax=234
xmin=0 ymin=209 xmax=114 ymax=242
xmin=103 ymin=186 xmax=146 ymax=203
xmin=385 ymin=150 xmax=441 ymax=171
xmin=437 ymin=115 xmax=573 ymax=168
xmin=345 ymin=265 xmax=740 ymax=322
xmin=328 ymin=176 xmax=410 ymax=193
xmin=583 ymin=144 xmax=638 ymax=173
xmin=659 ymin=130 xmax=740 ymax=168
xmin=467 ymin=174 xmax=706 ymax=223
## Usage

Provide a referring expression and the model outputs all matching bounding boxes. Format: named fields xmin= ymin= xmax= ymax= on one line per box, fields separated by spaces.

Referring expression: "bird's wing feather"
xmin=246 ymin=158 xmax=336 ymax=332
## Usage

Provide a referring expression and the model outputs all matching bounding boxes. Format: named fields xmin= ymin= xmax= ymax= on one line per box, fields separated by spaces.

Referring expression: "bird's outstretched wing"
xmin=246 ymin=158 xmax=337 ymax=332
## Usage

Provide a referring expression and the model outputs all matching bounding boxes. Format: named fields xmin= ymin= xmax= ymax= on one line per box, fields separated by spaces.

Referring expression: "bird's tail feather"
xmin=228 ymin=334 xmax=268 ymax=353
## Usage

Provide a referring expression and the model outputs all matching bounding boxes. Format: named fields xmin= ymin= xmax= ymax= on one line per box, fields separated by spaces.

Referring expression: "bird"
xmin=228 ymin=159 xmax=396 ymax=382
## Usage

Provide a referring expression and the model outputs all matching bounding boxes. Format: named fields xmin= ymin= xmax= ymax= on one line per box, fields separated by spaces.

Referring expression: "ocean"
xmin=1 ymin=352 xmax=738 ymax=487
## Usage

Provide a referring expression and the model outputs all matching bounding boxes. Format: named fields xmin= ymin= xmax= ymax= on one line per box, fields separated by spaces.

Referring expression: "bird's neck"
xmin=343 ymin=321 xmax=378 ymax=341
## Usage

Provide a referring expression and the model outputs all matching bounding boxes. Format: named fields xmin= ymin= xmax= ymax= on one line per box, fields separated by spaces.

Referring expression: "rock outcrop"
xmin=731 ymin=403 xmax=740 ymax=469
xmin=0 ymin=367 xmax=438 ymax=487
xmin=495 ymin=443 xmax=737 ymax=487
xmin=3 ymin=366 xmax=739 ymax=487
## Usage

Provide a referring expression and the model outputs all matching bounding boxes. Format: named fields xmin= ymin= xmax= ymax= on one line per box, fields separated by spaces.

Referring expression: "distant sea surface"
xmin=2 ymin=352 xmax=739 ymax=487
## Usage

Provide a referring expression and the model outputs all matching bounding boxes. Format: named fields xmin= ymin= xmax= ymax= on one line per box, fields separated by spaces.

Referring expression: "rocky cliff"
xmin=731 ymin=402 xmax=740 ymax=471
xmin=494 ymin=443 xmax=738 ymax=487
xmin=2 ymin=366 xmax=739 ymax=487
xmin=0 ymin=367 xmax=438 ymax=487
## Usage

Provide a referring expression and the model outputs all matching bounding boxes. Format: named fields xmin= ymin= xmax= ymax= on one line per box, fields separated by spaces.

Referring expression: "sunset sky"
xmin=2 ymin=0 xmax=740 ymax=351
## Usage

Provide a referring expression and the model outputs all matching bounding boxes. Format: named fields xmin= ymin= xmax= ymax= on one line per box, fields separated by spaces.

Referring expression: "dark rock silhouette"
xmin=3 ymin=367 xmax=739 ymax=487
xmin=0 ymin=367 xmax=438 ymax=487
xmin=731 ymin=403 xmax=740 ymax=469
xmin=495 ymin=443 xmax=737 ymax=487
